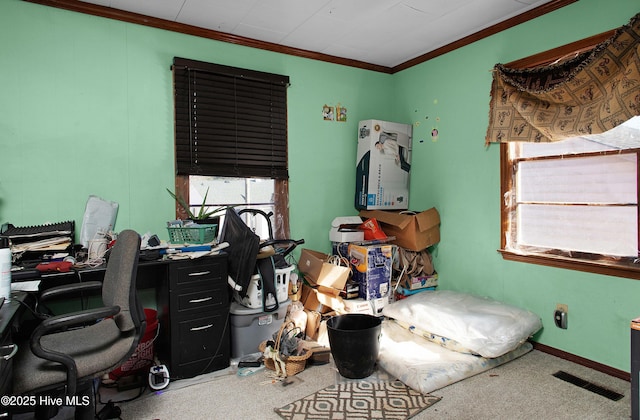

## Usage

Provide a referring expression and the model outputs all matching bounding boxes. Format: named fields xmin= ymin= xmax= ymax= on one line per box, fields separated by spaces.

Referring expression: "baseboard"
xmin=532 ymin=342 xmax=630 ymax=382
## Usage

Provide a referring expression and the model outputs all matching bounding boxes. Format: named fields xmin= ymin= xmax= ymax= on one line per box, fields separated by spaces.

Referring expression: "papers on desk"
xmin=11 ymin=280 xmax=40 ymax=292
xmin=162 ymin=242 xmax=230 ymax=260
xmin=1 ymin=221 xmax=75 ymax=261
xmin=11 ymin=237 xmax=72 ymax=253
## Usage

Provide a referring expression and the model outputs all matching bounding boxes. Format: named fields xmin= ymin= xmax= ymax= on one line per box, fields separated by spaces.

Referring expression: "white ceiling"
xmin=77 ymin=0 xmax=555 ymax=68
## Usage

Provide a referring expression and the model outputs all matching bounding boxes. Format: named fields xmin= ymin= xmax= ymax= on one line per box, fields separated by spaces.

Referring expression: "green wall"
xmin=391 ymin=0 xmax=640 ymax=372
xmin=0 ymin=0 xmax=394 ymax=254
xmin=2 ymin=0 xmax=639 ymax=372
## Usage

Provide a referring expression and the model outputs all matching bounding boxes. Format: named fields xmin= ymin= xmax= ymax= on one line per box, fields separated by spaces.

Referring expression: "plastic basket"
xmin=234 ymin=264 xmax=294 ymax=309
xmin=167 ymin=224 xmax=217 ymax=244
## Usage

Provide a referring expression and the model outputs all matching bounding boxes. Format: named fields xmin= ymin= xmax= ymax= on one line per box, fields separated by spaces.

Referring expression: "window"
xmin=189 ymin=175 xmax=276 ymax=240
xmin=493 ymin=16 xmax=640 ymax=279
xmin=171 ymin=57 xmax=290 ymax=239
xmin=502 ymin=118 xmax=640 ymax=278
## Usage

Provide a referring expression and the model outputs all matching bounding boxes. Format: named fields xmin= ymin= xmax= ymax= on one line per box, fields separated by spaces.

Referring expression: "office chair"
xmin=12 ymin=229 xmax=146 ymax=419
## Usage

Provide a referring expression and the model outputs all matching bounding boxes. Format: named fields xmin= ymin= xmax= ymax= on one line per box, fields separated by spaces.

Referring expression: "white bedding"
xmin=382 ymin=290 xmax=542 ymax=358
xmin=378 ymin=319 xmax=533 ymax=395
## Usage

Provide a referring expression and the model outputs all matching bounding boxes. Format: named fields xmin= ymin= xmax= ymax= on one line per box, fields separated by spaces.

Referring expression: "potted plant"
xmin=166 ymin=187 xmax=227 ymax=224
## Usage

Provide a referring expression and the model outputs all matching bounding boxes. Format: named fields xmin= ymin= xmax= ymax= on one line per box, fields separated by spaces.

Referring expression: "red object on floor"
xmin=109 ymin=308 xmax=159 ymax=379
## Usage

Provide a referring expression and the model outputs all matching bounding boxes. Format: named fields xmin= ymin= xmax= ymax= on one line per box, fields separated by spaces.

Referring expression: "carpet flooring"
xmin=110 ymin=349 xmax=630 ymax=419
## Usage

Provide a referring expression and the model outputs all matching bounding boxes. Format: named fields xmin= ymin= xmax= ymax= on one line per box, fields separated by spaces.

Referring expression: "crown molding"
xmin=24 ymin=0 xmax=576 ymax=74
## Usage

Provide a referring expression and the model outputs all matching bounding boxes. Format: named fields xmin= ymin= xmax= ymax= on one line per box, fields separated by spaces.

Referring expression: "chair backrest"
xmin=101 ymin=229 xmax=143 ymax=333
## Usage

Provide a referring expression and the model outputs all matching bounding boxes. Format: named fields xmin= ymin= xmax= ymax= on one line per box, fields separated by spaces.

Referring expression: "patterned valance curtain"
xmin=485 ymin=13 xmax=640 ymax=146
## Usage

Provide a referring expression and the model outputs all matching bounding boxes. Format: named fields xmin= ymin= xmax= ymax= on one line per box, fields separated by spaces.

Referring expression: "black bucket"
xmin=326 ymin=314 xmax=382 ymax=379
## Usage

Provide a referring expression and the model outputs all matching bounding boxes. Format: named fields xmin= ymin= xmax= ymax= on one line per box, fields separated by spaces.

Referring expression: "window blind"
xmin=173 ymin=57 xmax=289 ymax=179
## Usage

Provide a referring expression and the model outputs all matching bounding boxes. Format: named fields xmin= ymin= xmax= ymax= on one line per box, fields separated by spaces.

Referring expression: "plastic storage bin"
xmin=233 ymin=265 xmax=294 ymax=309
xmin=167 ymin=224 xmax=217 ymax=244
xmin=230 ymin=300 xmax=289 ymax=359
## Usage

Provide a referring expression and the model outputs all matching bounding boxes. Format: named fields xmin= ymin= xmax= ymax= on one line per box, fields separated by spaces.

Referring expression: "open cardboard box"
xmin=298 ymin=248 xmax=350 ymax=296
xmin=300 ymin=283 xmax=345 ymax=314
xmin=300 ymin=283 xmax=343 ymax=341
xmin=359 ymin=207 xmax=440 ymax=251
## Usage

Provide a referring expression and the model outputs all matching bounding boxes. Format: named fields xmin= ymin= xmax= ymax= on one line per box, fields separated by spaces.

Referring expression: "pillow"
xmin=392 ymin=319 xmax=475 ymax=355
xmin=382 ymin=290 xmax=542 ymax=358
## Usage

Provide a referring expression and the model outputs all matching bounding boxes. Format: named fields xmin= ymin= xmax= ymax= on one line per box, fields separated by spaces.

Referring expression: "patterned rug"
xmin=274 ymin=379 xmax=441 ymax=420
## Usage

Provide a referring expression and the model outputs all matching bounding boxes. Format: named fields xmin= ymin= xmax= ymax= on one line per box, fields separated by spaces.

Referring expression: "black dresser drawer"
xmin=173 ymin=311 xmax=230 ymax=377
xmin=169 ymin=258 xmax=226 ymax=290
xmin=175 ymin=286 xmax=227 ymax=314
xmin=156 ymin=254 xmax=230 ymax=379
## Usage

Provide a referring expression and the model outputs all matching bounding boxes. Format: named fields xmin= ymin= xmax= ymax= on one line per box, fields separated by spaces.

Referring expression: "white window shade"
xmin=515 ymin=152 xmax=638 ymax=257
xmin=517 ymin=204 xmax=637 ymax=257
xmin=517 ymin=154 xmax=637 ymax=204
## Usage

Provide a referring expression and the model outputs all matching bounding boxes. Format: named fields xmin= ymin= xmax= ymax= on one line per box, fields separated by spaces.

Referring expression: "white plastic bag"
xmin=79 ymin=195 xmax=119 ymax=248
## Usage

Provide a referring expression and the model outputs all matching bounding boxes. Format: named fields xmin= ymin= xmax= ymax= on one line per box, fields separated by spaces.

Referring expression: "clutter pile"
xmin=228 ymin=120 xmax=442 ymax=379
xmin=224 ymin=208 xmax=317 ymax=378
xmin=295 ymin=206 xmax=441 ymax=344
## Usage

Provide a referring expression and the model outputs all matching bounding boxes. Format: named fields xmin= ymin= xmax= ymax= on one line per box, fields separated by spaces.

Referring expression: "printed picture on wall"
xmin=322 ymin=104 xmax=334 ymax=121
xmin=336 ymin=104 xmax=347 ymax=122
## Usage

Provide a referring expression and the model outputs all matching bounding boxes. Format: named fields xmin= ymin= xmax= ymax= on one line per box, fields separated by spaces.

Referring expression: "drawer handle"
xmin=0 ymin=344 xmax=17 ymax=361
xmin=189 ymin=296 xmax=213 ymax=304
xmin=188 ymin=271 xmax=211 ymax=277
xmin=191 ymin=324 xmax=213 ymax=331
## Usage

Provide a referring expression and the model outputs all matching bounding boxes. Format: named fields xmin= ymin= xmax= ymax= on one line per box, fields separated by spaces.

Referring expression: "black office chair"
xmin=12 ymin=229 xmax=146 ymax=419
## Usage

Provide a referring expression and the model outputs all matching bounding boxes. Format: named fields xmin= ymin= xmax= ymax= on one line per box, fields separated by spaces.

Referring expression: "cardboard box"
xmin=406 ymin=272 xmax=438 ymax=290
xmin=332 ymin=242 xmax=351 ymax=259
xmin=359 ymin=207 xmax=440 ymax=251
xmin=300 ymin=340 xmax=330 ymax=365
xmin=348 ymin=244 xmax=394 ymax=300
xmin=341 ymin=297 xmax=387 ymax=316
xmin=300 ymin=283 xmax=345 ymax=314
xmin=355 ymin=119 xmax=412 ymax=210
xmin=298 ymin=249 xmax=350 ymax=296
xmin=304 ymin=309 xmax=322 ymax=341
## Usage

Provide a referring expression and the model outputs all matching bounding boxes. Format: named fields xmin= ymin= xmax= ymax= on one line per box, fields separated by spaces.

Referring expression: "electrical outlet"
xmin=554 ymin=303 xmax=568 ymax=329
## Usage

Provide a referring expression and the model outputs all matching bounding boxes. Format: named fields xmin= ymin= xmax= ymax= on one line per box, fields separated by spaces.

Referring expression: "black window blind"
xmin=173 ymin=57 xmax=289 ymax=179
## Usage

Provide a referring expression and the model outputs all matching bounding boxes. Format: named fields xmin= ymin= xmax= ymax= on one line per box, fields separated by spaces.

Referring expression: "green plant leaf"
xmin=167 ymin=187 xmax=228 ymax=220
xmin=166 ymin=188 xmax=196 ymax=219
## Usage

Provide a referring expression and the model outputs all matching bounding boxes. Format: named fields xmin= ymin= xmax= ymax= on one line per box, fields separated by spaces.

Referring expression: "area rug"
xmin=274 ymin=379 xmax=441 ymax=420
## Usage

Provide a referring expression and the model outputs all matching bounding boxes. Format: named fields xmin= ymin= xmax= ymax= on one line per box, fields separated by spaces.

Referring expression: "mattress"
xmin=378 ymin=319 xmax=533 ymax=395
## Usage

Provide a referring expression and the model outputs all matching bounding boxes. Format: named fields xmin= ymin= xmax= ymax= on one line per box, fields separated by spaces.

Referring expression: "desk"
xmin=14 ymin=254 xmax=230 ymax=380
xmin=0 ymin=292 xmax=28 ymax=418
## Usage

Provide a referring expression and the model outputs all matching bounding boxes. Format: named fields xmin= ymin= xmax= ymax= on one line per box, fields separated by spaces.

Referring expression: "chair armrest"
xmin=260 ymin=238 xmax=305 ymax=257
xmin=39 ymin=281 xmax=103 ymax=302
xmin=32 ymin=305 xmax=120 ymax=342
xmin=29 ymin=305 xmax=121 ymax=396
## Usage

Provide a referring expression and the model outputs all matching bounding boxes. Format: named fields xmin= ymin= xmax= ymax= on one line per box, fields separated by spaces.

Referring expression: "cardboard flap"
xmin=299 ymin=249 xmax=350 ymax=296
xmin=415 ymin=208 xmax=440 ymax=233
xmin=359 ymin=210 xmax=412 ymax=229
xmin=301 ymin=284 xmax=345 ymax=313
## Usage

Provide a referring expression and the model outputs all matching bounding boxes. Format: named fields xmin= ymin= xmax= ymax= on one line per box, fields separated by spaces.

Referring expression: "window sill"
xmin=498 ymin=249 xmax=640 ymax=281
